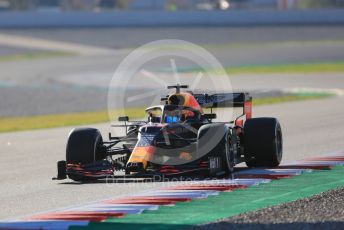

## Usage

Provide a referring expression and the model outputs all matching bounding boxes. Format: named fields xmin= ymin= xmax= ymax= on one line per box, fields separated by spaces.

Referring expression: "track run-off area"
xmin=0 ymin=151 xmax=343 ymax=230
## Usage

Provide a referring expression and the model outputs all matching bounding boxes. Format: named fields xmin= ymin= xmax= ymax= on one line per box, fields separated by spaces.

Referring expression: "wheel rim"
xmin=276 ymin=127 xmax=283 ymax=162
xmin=93 ymin=132 xmax=103 ymax=161
xmin=225 ymin=138 xmax=234 ymax=173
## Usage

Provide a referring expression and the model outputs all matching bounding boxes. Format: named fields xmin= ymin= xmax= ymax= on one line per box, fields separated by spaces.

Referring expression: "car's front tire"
xmin=66 ymin=128 xmax=104 ymax=164
xmin=197 ymin=124 xmax=234 ymax=176
xmin=66 ymin=128 xmax=105 ymax=181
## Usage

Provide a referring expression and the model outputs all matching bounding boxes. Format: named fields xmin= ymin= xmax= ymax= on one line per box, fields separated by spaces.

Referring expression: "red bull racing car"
xmin=54 ymin=85 xmax=283 ymax=182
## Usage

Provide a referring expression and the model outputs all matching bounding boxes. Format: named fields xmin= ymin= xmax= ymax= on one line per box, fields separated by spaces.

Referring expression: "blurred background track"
xmin=0 ymin=26 xmax=344 ymax=116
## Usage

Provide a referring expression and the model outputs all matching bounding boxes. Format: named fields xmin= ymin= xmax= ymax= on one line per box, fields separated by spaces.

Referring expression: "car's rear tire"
xmin=244 ymin=118 xmax=283 ymax=167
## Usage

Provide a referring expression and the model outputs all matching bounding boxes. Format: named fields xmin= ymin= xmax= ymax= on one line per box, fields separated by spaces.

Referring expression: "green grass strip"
xmin=252 ymin=94 xmax=331 ymax=106
xmin=0 ymin=94 xmax=331 ymax=133
xmin=0 ymin=108 xmax=146 ymax=133
xmin=225 ymin=61 xmax=344 ymax=74
xmin=180 ymin=61 xmax=344 ymax=74
xmin=70 ymin=166 xmax=344 ymax=230
xmin=0 ymin=51 xmax=75 ymax=62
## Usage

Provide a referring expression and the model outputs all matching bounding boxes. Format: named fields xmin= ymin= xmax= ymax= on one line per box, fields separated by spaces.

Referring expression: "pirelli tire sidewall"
xmin=197 ymin=123 xmax=229 ymax=174
xmin=244 ymin=117 xmax=283 ymax=167
xmin=66 ymin=128 xmax=103 ymax=165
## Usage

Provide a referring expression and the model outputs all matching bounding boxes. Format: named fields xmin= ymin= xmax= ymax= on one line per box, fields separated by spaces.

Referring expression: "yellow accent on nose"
xmin=127 ymin=146 xmax=155 ymax=169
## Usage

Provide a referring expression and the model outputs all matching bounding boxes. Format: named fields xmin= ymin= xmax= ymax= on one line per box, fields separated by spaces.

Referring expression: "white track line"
xmin=0 ymin=33 xmax=112 ymax=56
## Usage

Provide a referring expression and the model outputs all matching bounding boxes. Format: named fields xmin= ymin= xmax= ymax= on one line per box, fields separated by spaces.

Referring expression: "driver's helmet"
xmin=165 ymin=115 xmax=179 ymax=123
xmin=164 ymin=108 xmax=195 ymax=123
xmin=182 ymin=110 xmax=195 ymax=120
xmin=164 ymin=110 xmax=179 ymax=123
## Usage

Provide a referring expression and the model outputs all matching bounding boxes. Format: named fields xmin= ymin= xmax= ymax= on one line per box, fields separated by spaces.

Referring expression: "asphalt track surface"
xmin=0 ymin=45 xmax=38 ymax=56
xmin=1 ymin=95 xmax=344 ymax=220
xmin=2 ymin=26 xmax=344 ymax=49
xmin=1 ymin=26 xmax=344 ymax=223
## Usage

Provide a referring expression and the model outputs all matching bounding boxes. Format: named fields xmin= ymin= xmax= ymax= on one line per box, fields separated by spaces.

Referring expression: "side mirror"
xmin=202 ymin=113 xmax=216 ymax=120
xmin=118 ymin=116 xmax=129 ymax=122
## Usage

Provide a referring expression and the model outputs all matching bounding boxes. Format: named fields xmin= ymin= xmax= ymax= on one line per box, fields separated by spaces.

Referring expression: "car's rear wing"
xmin=194 ymin=92 xmax=252 ymax=119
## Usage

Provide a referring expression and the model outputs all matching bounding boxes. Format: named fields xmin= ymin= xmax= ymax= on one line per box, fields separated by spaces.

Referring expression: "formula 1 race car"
xmin=54 ymin=84 xmax=283 ymax=182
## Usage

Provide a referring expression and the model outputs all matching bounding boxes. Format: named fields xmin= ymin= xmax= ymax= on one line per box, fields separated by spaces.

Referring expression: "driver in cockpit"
xmin=148 ymin=111 xmax=161 ymax=123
